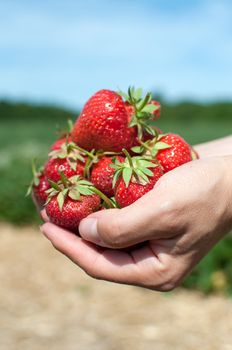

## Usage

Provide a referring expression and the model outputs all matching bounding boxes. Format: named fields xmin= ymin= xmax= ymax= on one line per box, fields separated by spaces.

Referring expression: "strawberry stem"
xmin=139 ymin=140 xmax=152 ymax=153
xmin=59 ymin=171 xmax=71 ymax=187
xmin=122 ymin=148 xmax=133 ymax=168
xmin=75 ymin=145 xmax=96 ymax=159
xmin=90 ymin=187 xmax=115 ymax=209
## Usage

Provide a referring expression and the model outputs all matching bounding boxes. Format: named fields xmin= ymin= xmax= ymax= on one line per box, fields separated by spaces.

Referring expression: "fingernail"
xmin=79 ymin=218 xmax=102 ymax=244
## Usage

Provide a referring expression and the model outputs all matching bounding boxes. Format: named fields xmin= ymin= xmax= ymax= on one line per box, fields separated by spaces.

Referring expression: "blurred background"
xmin=0 ymin=0 xmax=232 ymax=349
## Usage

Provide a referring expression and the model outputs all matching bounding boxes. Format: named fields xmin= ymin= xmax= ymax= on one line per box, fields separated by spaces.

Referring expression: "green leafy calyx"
xmin=49 ymin=141 xmax=86 ymax=171
xmin=118 ymin=86 xmax=160 ymax=140
xmin=46 ymin=173 xmax=115 ymax=211
xmin=111 ymin=149 xmax=158 ymax=188
xmin=131 ymin=134 xmax=171 ymax=158
xmin=26 ymin=160 xmax=44 ymax=196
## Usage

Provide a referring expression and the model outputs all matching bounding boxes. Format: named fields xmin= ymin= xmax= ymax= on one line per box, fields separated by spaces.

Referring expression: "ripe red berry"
xmin=45 ymin=175 xmax=115 ymax=232
xmin=157 ymin=134 xmax=192 ymax=172
xmin=111 ymin=150 xmax=163 ymax=208
xmin=44 ymin=142 xmax=86 ymax=181
xmin=45 ymin=173 xmax=101 ymax=233
xmin=72 ymin=89 xmax=137 ymax=152
xmin=90 ymin=156 xmax=125 ymax=197
xmin=32 ymin=173 xmax=50 ymax=209
xmin=50 ymin=136 xmax=72 ymax=151
xmin=46 ymin=194 xmax=101 ymax=233
xmin=72 ymin=88 xmax=160 ymax=152
xmin=44 ymin=157 xmax=85 ymax=182
xmin=115 ymin=164 xmax=163 ymax=208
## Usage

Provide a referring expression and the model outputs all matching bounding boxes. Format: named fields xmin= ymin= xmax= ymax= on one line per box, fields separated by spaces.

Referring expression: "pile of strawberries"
xmin=29 ymin=87 xmax=198 ymax=233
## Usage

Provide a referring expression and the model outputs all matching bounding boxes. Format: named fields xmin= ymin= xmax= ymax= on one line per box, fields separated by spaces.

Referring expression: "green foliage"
xmin=0 ymin=99 xmax=232 ymax=294
xmin=0 ymin=101 xmax=76 ymax=224
xmin=155 ymin=101 xmax=231 ymax=144
xmin=183 ymin=234 xmax=232 ymax=296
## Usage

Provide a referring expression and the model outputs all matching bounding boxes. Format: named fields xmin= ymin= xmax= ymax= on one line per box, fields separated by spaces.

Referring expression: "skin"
xmin=40 ymin=136 xmax=232 ymax=291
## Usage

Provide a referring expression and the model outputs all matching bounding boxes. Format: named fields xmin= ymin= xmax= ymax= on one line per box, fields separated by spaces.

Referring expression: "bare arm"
xmin=194 ymin=135 xmax=232 ymax=158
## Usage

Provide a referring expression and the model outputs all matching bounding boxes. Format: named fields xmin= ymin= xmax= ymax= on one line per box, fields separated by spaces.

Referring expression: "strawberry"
xmin=44 ymin=142 xmax=86 ymax=182
xmin=132 ymin=133 xmax=193 ymax=173
xmin=32 ymin=174 xmax=50 ymax=207
xmin=125 ymin=99 xmax=161 ymax=121
xmin=50 ymin=136 xmax=72 ymax=151
xmin=45 ymin=175 xmax=101 ymax=232
xmin=32 ymin=174 xmax=50 ymax=210
xmin=72 ymin=87 xmax=160 ymax=152
xmin=156 ymin=134 xmax=192 ymax=172
xmin=90 ymin=156 xmax=125 ymax=197
xmin=27 ymin=162 xmax=50 ymax=210
xmin=111 ymin=150 xmax=163 ymax=208
xmin=72 ymin=89 xmax=137 ymax=152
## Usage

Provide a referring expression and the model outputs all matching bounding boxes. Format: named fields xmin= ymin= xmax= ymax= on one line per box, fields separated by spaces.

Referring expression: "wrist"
xmin=194 ymin=135 xmax=232 ymax=158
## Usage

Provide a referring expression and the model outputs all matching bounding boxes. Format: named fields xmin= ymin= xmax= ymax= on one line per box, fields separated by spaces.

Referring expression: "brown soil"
xmin=0 ymin=223 xmax=232 ymax=350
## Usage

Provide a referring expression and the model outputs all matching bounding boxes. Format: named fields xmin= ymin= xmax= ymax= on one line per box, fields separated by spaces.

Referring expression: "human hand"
xmin=40 ymin=156 xmax=232 ymax=291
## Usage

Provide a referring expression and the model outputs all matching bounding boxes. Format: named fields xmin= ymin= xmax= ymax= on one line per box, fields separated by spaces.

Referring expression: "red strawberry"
xmin=90 ymin=156 xmax=125 ymax=197
xmin=111 ymin=150 xmax=163 ymax=208
xmin=156 ymin=134 xmax=192 ymax=172
xmin=32 ymin=174 xmax=50 ymax=208
xmin=45 ymin=176 xmax=101 ymax=232
xmin=46 ymin=195 xmax=101 ymax=232
xmin=27 ymin=162 xmax=50 ymax=210
xmin=50 ymin=136 xmax=72 ymax=151
xmin=72 ymin=89 xmax=137 ymax=152
xmin=72 ymin=87 xmax=160 ymax=152
xmin=45 ymin=157 xmax=85 ymax=182
xmin=44 ymin=142 xmax=86 ymax=182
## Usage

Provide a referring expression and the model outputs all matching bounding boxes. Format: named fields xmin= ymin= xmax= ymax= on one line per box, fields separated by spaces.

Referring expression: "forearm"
xmin=194 ymin=135 xmax=232 ymax=158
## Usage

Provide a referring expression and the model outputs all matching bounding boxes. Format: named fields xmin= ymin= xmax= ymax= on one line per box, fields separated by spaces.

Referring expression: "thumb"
xmin=79 ymin=189 xmax=166 ymax=248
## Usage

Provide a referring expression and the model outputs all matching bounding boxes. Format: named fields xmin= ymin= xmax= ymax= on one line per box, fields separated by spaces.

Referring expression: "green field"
xmin=0 ymin=99 xmax=232 ymax=294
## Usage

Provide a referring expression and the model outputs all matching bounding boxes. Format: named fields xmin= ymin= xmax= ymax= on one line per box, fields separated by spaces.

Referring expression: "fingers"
xmin=40 ymin=209 xmax=50 ymax=222
xmin=40 ymin=222 xmax=102 ymax=268
xmin=79 ymin=186 xmax=181 ymax=248
xmin=40 ymin=222 xmax=142 ymax=284
xmin=40 ymin=222 xmax=181 ymax=289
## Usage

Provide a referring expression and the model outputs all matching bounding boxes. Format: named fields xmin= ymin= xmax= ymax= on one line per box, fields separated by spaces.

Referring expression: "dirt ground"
xmin=0 ymin=223 xmax=232 ymax=350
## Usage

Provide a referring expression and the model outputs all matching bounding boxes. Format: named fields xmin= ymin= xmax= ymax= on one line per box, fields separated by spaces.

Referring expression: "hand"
xmin=40 ymin=156 xmax=232 ymax=291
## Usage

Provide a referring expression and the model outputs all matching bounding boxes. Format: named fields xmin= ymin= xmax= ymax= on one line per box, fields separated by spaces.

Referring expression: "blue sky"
xmin=0 ymin=0 xmax=232 ymax=109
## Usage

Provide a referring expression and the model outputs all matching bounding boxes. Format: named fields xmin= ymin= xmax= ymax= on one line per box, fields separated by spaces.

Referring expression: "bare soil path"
xmin=0 ymin=223 xmax=232 ymax=350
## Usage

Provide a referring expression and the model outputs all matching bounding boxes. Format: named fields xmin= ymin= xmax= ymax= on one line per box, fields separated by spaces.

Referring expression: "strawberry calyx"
xmin=26 ymin=159 xmax=44 ymax=196
xmin=48 ymin=141 xmax=86 ymax=171
xmin=111 ymin=148 xmax=158 ymax=188
xmin=131 ymin=134 xmax=171 ymax=159
xmin=46 ymin=172 xmax=115 ymax=210
xmin=73 ymin=146 xmax=121 ymax=179
xmin=118 ymin=86 xmax=160 ymax=140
